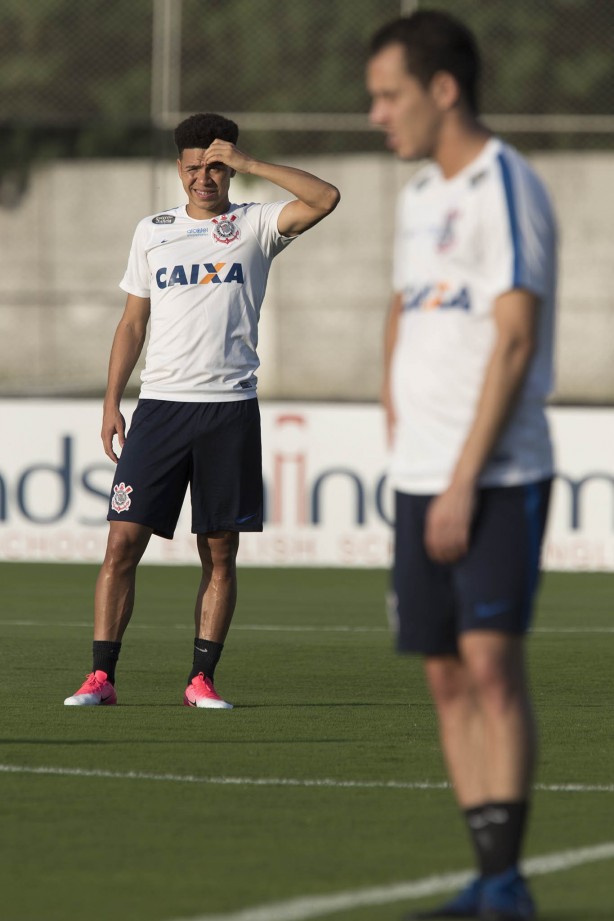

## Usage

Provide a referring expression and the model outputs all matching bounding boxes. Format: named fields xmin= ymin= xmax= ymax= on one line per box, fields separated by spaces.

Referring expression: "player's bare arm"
xmin=425 ymin=288 xmax=538 ymax=563
xmin=102 ymin=293 xmax=151 ymax=463
xmin=382 ymin=292 xmax=403 ymax=447
xmin=204 ymin=139 xmax=340 ymax=235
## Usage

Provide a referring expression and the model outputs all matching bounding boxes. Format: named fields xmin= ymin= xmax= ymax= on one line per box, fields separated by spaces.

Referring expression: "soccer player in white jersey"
xmin=65 ymin=113 xmax=339 ymax=710
xmin=367 ymin=12 xmax=556 ymax=921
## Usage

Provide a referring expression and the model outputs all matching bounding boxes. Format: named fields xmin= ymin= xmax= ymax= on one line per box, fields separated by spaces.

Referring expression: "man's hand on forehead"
xmin=204 ymin=140 xmax=255 ymax=175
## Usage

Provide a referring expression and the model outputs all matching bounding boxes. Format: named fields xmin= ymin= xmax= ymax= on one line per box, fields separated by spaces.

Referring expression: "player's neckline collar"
xmin=435 ymin=137 xmax=499 ymax=185
xmin=182 ymin=202 xmax=237 ymax=222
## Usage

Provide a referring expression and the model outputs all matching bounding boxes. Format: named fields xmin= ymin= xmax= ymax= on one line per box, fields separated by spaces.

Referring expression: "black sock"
xmin=465 ymin=801 xmax=529 ymax=877
xmin=188 ymin=638 xmax=224 ymax=684
xmin=92 ymin=640 xmax=122 ymax=685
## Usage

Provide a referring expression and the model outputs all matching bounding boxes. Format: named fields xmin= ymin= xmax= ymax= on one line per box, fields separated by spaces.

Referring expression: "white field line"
xmin=2 ymin=620 xmax=614 ymax=634
xmin=0 ymin=764 xmax=612 ymax=794
xmin=167 ymin=842 xmax=614 ymax=921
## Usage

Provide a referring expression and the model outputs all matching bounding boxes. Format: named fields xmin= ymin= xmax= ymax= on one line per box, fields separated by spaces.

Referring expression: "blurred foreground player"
xmin=65 ymin=112 xmax=339 ymax=710
xmin=367 ymin=11 xmax=556 ymax=920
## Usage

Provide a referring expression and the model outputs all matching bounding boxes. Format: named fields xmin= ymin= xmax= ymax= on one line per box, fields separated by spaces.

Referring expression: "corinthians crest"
xmin=212 ymin=213 xmax=240 ymax=245
xmin=437 ymin=209 xmax=460 ymax=252
xmin=111 ymin=482 xmax=133 ymax=514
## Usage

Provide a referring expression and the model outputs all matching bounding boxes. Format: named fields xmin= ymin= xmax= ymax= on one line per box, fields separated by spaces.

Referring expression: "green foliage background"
xmin=0 ymin=0 xmax=612 ymax=182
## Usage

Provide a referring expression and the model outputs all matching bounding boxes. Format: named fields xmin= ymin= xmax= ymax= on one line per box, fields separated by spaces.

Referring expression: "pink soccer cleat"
xmin=64 ymin=670 xmax=117 ymax=706
xmin=183 ymin=672 xmax=233 ymax=710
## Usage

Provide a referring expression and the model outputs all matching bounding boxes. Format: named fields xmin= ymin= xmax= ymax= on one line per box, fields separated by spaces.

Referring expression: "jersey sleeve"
xmin=485 ymin=151 xmax=557 ymax=301
xmin=119 ymin=220 xmax=151 ymax=298
xmin=242 ymin=201 xmax=295 ymax=259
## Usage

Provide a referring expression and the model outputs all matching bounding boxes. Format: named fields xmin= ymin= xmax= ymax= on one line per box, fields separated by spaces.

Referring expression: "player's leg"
xmin=413 ymin=635 xmax=535 ymax=919
xmin=394 ymin=491 xmax=487 ymax=920
xmin=446 ymin=630 xmax=537 ymax=920
xmin=193 ymin=530 xmax=240 ymax=643
xmin=183 ymin=399 xmax=263 ymax=710
xmin=459 ymin=630 xmax=536 ymax=803
xmin=403 ymin=654 xmax=491 ymax=919
xmin=182 ymin=530 xmax=238 ymax=709
xmin=94 ymin=520 xmax=153 ymax=642
xmin=425 ymin=631 xmax=535 ymax=807
xmin=64 ymin=521 xmax=152 ymax=706
xmin=424 ymin=653 xmax=488 ymax=806
xmin=452 ymin=482 xmax=549 ymax=898
xmin=405 ymin=483 xmax=549 ymax=919
xmin=64 ymin=400 xmax=194 ymax=707
xmin=183 ymin=531 xmax=239 ymax=709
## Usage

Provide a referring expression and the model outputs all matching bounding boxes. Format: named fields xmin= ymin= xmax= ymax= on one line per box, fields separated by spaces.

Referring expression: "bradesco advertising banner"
xmin=0 ymin=400 xmax=613 ymax=570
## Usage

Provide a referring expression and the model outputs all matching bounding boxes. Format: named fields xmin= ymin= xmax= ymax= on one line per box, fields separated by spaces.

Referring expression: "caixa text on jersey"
xmin=155 ymin=262 xmax=244 ymax=288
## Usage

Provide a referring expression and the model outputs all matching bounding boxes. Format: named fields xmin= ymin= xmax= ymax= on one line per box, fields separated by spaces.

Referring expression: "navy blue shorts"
xmin=107 ymin=399 xmax=263 ymax=538
xmin=392 ymin=480 xmax=552 ymax=656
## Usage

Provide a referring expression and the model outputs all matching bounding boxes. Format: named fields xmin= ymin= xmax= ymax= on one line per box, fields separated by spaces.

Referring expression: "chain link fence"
xmin=2 ymin=0 xmax=613 ymax=172
xmin=0 ymin=0 xmax=613 ymax=400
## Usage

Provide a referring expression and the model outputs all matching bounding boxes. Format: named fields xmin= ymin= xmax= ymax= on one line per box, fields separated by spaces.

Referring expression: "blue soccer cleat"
xmin=479 ymin=868 xmax=536 ymax=921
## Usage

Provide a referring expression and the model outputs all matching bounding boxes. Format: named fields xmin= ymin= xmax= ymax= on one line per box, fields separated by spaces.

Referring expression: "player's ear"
xmin=431 ymin=71 xmax=460 ymax=111
xmin=176 ymin=158 xmax=182 ymax=177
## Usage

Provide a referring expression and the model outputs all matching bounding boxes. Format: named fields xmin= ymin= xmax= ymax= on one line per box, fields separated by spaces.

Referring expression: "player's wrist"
xmin=103 ymin=396 xmax=122 ymax=413
xmin=448 ymin=468 xmax=479 ymax=494
xmin=242 ymin=156 xmax=263 ymax=177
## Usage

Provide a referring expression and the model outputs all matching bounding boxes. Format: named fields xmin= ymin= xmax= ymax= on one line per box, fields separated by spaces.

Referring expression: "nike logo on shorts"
xmin=474 ymin=599 xmax=513 ymax=619
xmin=235 ymin=513 xmax=257 ymax=524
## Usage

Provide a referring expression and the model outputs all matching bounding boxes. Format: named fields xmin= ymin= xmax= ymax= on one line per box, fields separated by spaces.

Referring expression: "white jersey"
xmin=390 ymin=137 xmax=557 ymax=494
xmin=120 ymin=201 xmax=294 ymax=402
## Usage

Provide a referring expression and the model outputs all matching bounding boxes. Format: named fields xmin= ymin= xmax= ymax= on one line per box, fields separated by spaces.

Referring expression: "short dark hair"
xmin=369 ymin=11 xmax=481 ymax=115
xmin=174 ymin=113 xmax=239 ymax=155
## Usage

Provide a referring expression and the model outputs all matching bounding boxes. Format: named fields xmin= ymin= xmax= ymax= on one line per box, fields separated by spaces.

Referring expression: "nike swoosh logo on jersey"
xmin=474 ymin=600 xmax=513 ymax=619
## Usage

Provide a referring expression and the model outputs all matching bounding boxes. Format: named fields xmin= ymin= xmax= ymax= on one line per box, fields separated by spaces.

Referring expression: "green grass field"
xmin=1 ymin=564 xmax=613 ymax=921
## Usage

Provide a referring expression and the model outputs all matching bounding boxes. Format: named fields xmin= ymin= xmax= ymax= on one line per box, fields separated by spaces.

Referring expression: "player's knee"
xmin=198 ymin=530 xmax=239 ymax=575
xmin=104 ymin=527 xmax=148 ymax=571
xmin=466 ymin=655 xmax=524 ymax=710
xmin=425 ymin=657 xmax=467 ymax=706
xmin=461 ymin=634 xmax=526 ymax=703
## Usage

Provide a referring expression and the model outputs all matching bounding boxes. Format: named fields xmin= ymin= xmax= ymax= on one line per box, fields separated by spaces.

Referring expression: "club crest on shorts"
xmin=111 ymin=482 xmax=133 ymax=513
xmin=212 ymin=214 xmax=240 ymax=245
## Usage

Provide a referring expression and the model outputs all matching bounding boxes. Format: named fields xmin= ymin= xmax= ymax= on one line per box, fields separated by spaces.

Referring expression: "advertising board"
xmin=1 ymin=401 xmax=613 ymax=570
